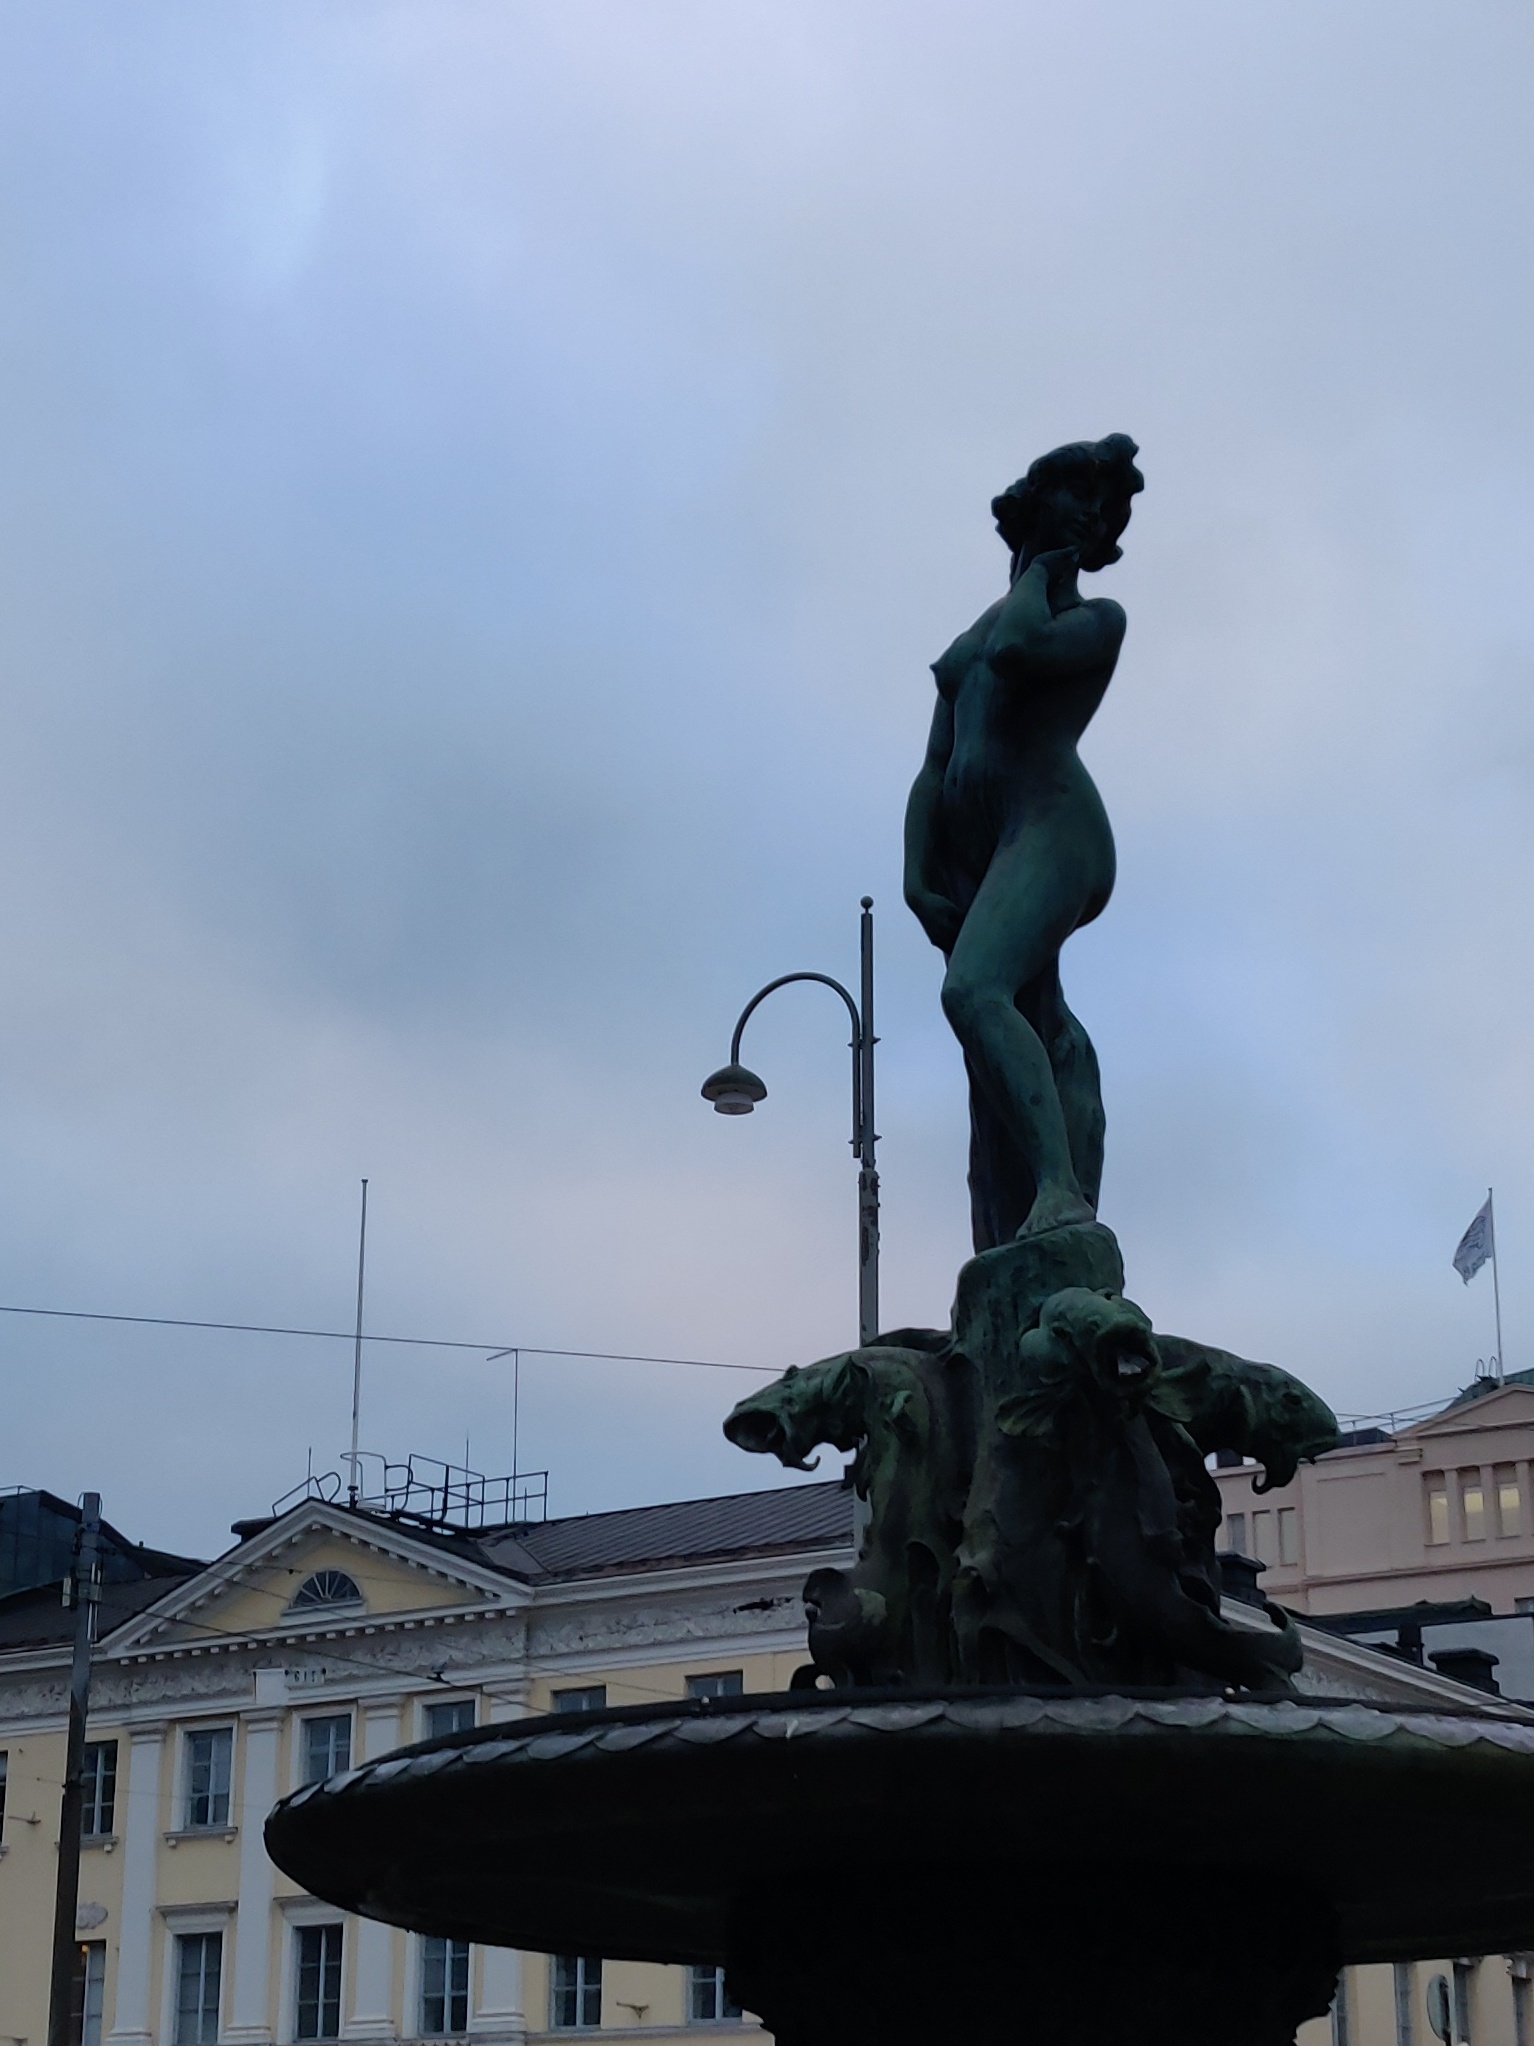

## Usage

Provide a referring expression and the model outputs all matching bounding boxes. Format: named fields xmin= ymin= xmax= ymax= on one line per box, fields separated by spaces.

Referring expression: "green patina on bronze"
xmin=905 ymin=433 xmax=1141 ymax=1251
xmin=726 ymin=439 xmax=1341 ymax=1695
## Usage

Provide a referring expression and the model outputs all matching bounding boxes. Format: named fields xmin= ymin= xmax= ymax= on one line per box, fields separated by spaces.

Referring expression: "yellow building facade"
xmin=0 ymin=1475 xmax=1529 ymax=2046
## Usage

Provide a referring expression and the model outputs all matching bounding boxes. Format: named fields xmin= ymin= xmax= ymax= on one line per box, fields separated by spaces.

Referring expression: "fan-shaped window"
xmin=291 ymin=1569 xmax=362 ymax=1610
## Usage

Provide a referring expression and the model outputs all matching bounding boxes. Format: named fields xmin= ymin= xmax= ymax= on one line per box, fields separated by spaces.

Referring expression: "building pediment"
xmin=1403 ymin=1381 xmax=1534 ymax=1443
xmin=104 ymin=1502 xmax=529 ymax=1658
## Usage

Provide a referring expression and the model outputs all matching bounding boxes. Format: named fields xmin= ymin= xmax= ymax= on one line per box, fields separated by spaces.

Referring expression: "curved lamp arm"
xmin=728 ymin=973 xmax=863 ymax=1147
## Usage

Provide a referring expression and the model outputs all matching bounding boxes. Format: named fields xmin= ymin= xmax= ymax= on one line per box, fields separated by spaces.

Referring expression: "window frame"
xmin=182 ymin=1726 xmax=235 ymax=1832
xmin=551 ymin=1687 xmax=606 ymax=1716
xmin=687 ymin=1963 xmax=742 ymax=2025
xmin=1330 ymin=1970 xmax=1350 ymax=2046
xmin=70 ymin=1941 xmax=106 ymax=2046
xmin=1453 ymin=1959 xmax=1476 ymax=2045
xmin=550 ymin=1956 xmax=602 ymax=2030
xmin=419 ymin=1935 xmax=471 ymax=2037
xmin=685 ymin=1672 xmax=744 ymax=1701
xmin=1394 ymin=1961 xmax=1415 ymax=2046
xmin=82 ymin=1740 xmax=118 ymax=1838
xmin=174 ymin=1931 xmax=223 ymax=2046
xmin=1497 ymin=1465 xmax=1521 ymax=1539
xmin=289 ymin=1570 xmax=364 ymax=1613
xmin=1425 ymin=1474 xmax=1450 ymax=1547
xmin=422 ymin=1699 xmax=476 ymax=1743
xmin=292 ymin=1922 xmax=344 ymax=2043
xmin=1461 ymin=1470 xmax=1487 ymax=1543
xmin=300 ymin=1714 xmax=353 ymax=1788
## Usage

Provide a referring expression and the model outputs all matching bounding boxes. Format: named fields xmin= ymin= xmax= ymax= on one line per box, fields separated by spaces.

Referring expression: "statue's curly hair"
xmin=991 ymin=433 xmax=1144 ymax=569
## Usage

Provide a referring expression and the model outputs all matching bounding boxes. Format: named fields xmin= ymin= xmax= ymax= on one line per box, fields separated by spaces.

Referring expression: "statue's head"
xmin=991 ymin=433 xmax=1144 ymax=571
xmin=1245 ymin=1374 xmax=1339 ymax=1494
xmin=723 ymin=1354 xmax=869 ymax=1472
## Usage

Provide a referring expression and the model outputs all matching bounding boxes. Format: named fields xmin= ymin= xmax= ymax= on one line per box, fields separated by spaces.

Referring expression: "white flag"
xmin=1454 ymin=1197 xmax=1494 ymax=1285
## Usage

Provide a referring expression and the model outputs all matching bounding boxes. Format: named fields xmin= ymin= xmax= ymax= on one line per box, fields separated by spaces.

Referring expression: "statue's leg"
xmin=941 ymin=831 xmax=1097 ymax=1238
xmin=963 ymin=1051 xmax=1035 ymax=1251
xmin=1030 ymin=968 xmax=1105 ymax=1210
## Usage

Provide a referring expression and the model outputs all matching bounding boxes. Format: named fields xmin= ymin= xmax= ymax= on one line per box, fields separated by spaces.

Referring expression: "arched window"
xmin=291 ymin=1568 xmax=362 ymax=1610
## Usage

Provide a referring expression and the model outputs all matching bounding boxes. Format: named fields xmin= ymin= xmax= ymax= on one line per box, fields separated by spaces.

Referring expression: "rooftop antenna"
xmin=348 ymin=1179 xmax=369 ymax=1506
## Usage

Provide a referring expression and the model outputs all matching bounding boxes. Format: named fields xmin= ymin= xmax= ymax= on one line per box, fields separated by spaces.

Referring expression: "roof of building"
xmin=0 ymin=1571 xmax=201 ymax=1651
xmin=476 ymin=1478 xmax=852 ymax=1582
xmin=0 ymin=1478 xmax=854 ymax=1655
xmin=1445 ymin=1368 xmax=1534 ymax=1413
xmin=0 ymin=1487 xmax=203 ymax=1602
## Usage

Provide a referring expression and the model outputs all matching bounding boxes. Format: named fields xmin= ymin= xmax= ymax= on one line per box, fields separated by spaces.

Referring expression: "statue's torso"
xmin=932 ymin=592 xmax=1119 ymax=886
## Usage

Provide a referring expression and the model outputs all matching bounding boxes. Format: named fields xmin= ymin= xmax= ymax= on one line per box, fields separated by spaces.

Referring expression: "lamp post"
xmin=702 ymin=897 xmax=880 ymax=1347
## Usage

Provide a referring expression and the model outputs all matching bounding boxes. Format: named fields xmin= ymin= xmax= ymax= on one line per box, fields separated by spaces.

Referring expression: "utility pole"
xmin=348 ymin=1178 xmax=369 ymax=1507
xmin=47 ymin=1492 xmax=102 ymax=2046
xmin=855 ymin=897 xmax=879 ymax=1349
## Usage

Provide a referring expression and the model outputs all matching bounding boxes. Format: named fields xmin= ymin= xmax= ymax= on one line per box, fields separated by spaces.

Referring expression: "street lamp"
xmin=702 ymin=896 xmax=880 ymax=1347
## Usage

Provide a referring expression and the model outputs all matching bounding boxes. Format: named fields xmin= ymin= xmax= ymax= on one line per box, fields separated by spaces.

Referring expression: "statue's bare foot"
xmin=1016 ymin=1188 xmax=1097 ymax=1239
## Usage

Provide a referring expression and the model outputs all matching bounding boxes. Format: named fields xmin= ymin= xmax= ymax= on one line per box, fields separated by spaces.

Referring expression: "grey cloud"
xmin=0 ymin=1 xmax=1530 ymax=1549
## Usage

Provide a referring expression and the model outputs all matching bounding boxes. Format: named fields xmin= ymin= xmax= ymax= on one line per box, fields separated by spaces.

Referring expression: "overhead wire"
xmin=0 ymin=1301 xmax=768 ymax=1373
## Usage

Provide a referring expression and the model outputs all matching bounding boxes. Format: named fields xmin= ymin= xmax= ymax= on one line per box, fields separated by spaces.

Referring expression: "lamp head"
xmin=701 ymin=1063 xmax=768 ymax=1116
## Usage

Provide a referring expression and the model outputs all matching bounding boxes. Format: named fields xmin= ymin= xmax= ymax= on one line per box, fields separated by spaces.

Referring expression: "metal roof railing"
xmin=272 ymin=1453 xmax=548 ymax=1533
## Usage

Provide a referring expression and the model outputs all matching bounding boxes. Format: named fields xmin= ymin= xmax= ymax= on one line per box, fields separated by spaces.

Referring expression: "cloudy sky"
xmin=1 ymin=2 xmax=1532 ymax=1557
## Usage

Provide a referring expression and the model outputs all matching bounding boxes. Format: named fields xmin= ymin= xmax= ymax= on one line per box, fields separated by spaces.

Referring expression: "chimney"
xmin=1428 ymin=1645 xmax=1501 ymax=1695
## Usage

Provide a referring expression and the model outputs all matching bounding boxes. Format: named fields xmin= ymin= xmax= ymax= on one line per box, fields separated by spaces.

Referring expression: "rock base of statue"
xmin=726 ymin=1217 xmax=1327 ymax=1693
xmin=267 ymin=1688 xmax=1534 ymax=2046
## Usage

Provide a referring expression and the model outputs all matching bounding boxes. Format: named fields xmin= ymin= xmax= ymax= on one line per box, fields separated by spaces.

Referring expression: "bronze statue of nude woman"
xmin=904 ymin=434 xmax=1144 ymax=1251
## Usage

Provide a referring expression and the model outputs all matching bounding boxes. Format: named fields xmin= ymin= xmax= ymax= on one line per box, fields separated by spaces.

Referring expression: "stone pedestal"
xmin=728 ymin=1870 xmax=1339 ymax=2046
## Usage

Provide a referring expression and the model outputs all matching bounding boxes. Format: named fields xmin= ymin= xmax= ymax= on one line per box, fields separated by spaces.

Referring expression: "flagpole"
xmin=1490 ymin=1186 xmax=1505 ymax=1384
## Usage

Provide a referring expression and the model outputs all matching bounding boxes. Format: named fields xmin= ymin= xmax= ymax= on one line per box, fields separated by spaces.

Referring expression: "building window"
xmin=291 ymin=1570 xmax=362 ymax=1610
xmin=552 ymin=1687 xmax=606 ymax=1715
xmin=1498 ymin=1467 xmax=1521 ymax=1538
xmin=301 ymin=1717 xmax=352 ymax=1787
xmin=70 ymin=1942 xmax=105 ymax=2046
xmin=421 ymin=1937 xmax=470 ymax=2035
xmin=551 ymin=1957 xmax=602 ymax=2028
xmin=685 ymin=1672 xmax=744 ymax=1700
xmin=1224 ymin=1513 xmax=1247 ymax=1555
xmin=1277 ymin=1508 xmax=1299 ymax=1567
xmin=82 ymin=1741 xmax=117 ymax=1836
xmin=1331 ymin=1970 xmax=1350 ymax=2046
xmin=1395 ymin=1962 xmax=1415 ymax=2046
xmin=1251 ymin=1510 xmax=1275 ymax=1565
xmin=185 ymin=1729 xmax=233 ymax=1829
xmin=294 ymin=1925 xmax=343 ymax=2041
xmin=175 ymin=1932 xmax=222 ymax=2046
xmin=1425 ymin=1477 xmax=1449 ymax=1546
xmin=1453 ymin=1960 xmax=1475 ymax=2044
xmin=424 ymin=1700 xmax=476 ymax=1741
xmin=688 ymin=1965 xmax=741 ymax=2023
xmin=1462 ymin=1473 xmax=1487 ymax=1542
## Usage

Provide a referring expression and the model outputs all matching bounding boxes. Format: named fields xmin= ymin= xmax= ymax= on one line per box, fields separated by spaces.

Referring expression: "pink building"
xmin=1214 ymin=1371 xmax=1534 ymax=1697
